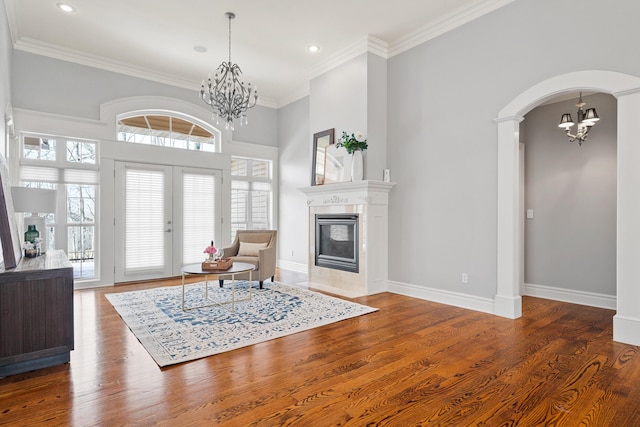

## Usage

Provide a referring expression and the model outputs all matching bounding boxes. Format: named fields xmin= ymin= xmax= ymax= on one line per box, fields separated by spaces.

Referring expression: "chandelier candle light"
xmin=558 ymin=92 xmax=600 ymax=146
xmin=200 ymin=12 xmax=258 ymax=130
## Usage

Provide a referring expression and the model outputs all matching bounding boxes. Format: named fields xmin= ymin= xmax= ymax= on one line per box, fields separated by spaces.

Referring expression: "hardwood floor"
xmin=1 ymin=272 xmax=640 ymax=426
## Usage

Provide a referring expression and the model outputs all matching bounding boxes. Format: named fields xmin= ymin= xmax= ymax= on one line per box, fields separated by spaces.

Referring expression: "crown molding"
xmin=15 ymin=37 xmax=196 ymax=88
xmin=281 ymin=34 xmax=388 ymax=107
xmin=367 ymin=35 xmax=390 ymax=59
xmin=13 ymin=37 xmax=278 ymax=109
xmin=3 ymin=0 xmax=20 ymax=45
xmin=277 ymin=84 xmax=310 ymax=109
xmin=307 ymin=35 xmax=389 ymax=82
xmin=389 ymin=0 xmax=516 ymax=57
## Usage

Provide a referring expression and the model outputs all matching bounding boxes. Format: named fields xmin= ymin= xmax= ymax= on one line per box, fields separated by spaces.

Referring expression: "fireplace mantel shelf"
xmin=299 ymin=180 xmax=396 ymax=207
xmin=299 ymin=180 xmax=395 ymax=196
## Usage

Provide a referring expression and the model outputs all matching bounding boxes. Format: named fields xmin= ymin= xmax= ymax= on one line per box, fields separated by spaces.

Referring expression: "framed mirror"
xmin=311 ymin=128 xmax=334 ymax=186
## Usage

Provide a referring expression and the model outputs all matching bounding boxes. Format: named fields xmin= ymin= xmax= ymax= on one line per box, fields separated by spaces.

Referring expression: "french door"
xmin=114 ymin=162 xmax=220 ymax=283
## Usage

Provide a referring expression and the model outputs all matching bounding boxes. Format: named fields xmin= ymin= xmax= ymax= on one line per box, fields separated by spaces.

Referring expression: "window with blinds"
xmin=183 ymin=173 xmax=215 ymax=264
xmin=124 ymin=169 xmax=165 ymax=271
xmin=20 ymin=134 xmax=99 ymax=280
xmin=230 ymin=157 xmax=272 ymax=241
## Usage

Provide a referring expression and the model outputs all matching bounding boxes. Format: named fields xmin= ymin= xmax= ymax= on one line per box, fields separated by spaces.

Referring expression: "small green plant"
xmin=336 ymin=131 xmax=368 ymax=154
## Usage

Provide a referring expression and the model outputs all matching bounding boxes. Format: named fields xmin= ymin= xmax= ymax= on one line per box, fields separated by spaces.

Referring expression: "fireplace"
xmin=315 ymin=214 xmax=359 ymax=273
xmin=300 ymin=180 xmax=395 ymax=298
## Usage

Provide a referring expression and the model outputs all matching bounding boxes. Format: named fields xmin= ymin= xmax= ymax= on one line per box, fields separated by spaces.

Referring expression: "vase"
xmin=351 ymin=150 xmax=364 ymax=182
xmin=25 ymin=224 xmax=39 ymax=243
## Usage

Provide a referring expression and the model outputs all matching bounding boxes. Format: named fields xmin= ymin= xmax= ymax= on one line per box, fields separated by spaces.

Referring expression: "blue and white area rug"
xmin=106 ymin=282 xmax=377 ymax=367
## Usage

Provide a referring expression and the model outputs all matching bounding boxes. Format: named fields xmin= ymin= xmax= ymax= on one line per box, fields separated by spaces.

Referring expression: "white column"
xmin=494 ymin=116 xmax=523 ymax=318
xmin=614 ymin=90 xmax=640 ymax=345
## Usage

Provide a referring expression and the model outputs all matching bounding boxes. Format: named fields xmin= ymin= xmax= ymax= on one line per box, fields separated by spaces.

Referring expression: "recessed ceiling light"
xmin=194 ymin=45 xmax=207 ymax=53
xmin=56 ymin=3 xmax=75 ymax=13
xmin=307 ymin=44 xmax=320 ymax=53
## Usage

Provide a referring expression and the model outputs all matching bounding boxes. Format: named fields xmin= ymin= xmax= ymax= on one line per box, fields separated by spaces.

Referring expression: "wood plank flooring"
xmin=1 ymin=272 xmax=640 ymax=426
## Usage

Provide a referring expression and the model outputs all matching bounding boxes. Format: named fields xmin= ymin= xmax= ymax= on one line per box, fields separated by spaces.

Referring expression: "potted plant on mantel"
xmin=336 ymin=131 xmax=368 ymax=181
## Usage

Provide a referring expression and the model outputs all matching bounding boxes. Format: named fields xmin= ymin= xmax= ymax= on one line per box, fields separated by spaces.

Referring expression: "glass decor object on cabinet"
xmin=24 ymin=225 xmax=40 ymax=257
xmin=24 ymin=224 xmax=39 ymax=243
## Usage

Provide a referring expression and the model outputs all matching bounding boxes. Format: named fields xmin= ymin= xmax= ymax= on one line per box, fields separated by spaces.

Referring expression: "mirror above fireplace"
xmin=311 ymin=128 xmax=334 ymax=186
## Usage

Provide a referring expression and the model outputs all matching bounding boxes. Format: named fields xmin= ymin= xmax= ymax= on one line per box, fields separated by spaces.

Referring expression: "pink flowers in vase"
xmin=204 ymin=241 xmax=217 ymax=261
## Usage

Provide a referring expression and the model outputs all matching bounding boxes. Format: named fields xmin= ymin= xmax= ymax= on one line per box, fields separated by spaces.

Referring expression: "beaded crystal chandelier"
xmin=200 ymin=12 xmax=258 ymax=130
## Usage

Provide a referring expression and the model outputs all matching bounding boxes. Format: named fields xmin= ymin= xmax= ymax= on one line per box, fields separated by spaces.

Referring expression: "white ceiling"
xmin=4 ymin=0 xmax=515 ymax=108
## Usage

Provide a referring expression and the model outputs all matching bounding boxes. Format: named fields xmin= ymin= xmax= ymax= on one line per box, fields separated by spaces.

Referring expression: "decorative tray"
xmin=201 ymin=258 xmax=233 ymax=271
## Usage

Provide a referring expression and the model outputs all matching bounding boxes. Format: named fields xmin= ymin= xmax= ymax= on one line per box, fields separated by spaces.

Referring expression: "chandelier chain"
xmin=228 ymin=13 xmax=232 ymax=64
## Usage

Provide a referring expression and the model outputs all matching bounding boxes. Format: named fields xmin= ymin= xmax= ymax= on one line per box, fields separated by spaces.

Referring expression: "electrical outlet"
xmin=461 ymin=273 xmax=469 ymax=284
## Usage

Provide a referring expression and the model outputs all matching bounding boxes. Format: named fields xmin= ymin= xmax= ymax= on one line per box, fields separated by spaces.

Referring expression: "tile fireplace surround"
xmin=299 ymin=180 xmax=395 ymax=298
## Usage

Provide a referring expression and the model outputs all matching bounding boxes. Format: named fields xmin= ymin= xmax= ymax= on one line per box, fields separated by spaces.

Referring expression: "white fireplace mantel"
xmin=299 ymin=180 xmax=395 ymax=298
xmin=299 ymin=180 xmax=395 ymax=207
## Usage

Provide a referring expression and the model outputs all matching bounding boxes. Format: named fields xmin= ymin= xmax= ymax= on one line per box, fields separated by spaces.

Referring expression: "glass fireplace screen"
xmin=315 ymin=214 xmax=358 ymax=273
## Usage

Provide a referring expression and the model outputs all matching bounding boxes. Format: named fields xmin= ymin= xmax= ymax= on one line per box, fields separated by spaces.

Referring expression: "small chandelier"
xmin=200 ymin=12 xmax=258 ymax=130
xmin=558 ymin=92 xmax=600 ymax=146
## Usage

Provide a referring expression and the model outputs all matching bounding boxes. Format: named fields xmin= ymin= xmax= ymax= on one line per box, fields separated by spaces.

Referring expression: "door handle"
xmin=165 ymin=229 xmax=172 ymax=232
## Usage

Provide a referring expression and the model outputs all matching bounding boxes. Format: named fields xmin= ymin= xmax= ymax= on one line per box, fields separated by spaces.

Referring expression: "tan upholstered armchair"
xmin=219 ymin=230 xmax=277 ymax=289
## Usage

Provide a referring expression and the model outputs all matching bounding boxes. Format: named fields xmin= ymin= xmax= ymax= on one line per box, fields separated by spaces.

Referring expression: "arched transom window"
xmin=117 ymin=113 xmax=218 ymax=152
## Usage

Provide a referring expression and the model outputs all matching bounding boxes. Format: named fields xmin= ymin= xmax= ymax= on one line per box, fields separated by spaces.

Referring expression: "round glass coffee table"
xmin=180 ymin=262 xmax=255 ymax=312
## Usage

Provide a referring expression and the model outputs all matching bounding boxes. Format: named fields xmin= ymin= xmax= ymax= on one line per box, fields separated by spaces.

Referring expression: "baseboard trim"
xmin=276 ymin=260 xmax=307 ymax=274
xmin=75 ymin=281 xmax=112 ymax=290
xmin=524 ymin=283 xmax=616 ymax=310
xmin=613 ymin=315 xmax=640 ymax=345
xmin=388 ymin=280 xmax=495 ymax=314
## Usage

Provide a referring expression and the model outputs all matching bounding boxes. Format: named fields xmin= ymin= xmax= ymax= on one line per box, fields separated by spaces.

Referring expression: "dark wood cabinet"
xmin=0 ymin=250 xmax=74 ymax=377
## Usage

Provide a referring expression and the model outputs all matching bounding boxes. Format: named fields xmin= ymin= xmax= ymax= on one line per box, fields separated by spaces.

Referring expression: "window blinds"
xmin=124 ymin=169 xmax=165 ymax=271
xmin=182 ymin=173 xmax=215 ymax=264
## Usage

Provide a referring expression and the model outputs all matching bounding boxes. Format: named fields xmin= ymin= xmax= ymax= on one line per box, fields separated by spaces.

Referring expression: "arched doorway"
xmin=494 ymin=70 xmax=640 ymax=346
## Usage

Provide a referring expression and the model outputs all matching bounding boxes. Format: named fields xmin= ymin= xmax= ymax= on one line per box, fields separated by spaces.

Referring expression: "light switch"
xmin=526 ymin=209 xmax=534 ymax=219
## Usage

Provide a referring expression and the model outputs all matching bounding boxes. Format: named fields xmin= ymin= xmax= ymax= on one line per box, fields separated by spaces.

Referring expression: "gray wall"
xmin=366 ymin=53 xmax=388 ymax=181
xmin=11 ymin=51 xmax=278 ymax=147
xmin=277 ymin=96 xmax=310 ymax=266
xmin=386 ymin=0 xmax=640 ymax=299
xmin=232 ymin=105 xmax=278 ymax=147
xmin=308 ymin=52 xmax=387 ymax=180
xmin=310 ymin=54 xmax=368 ymax=157
xmin=523 ymin=93 xmax=617 ymax=295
